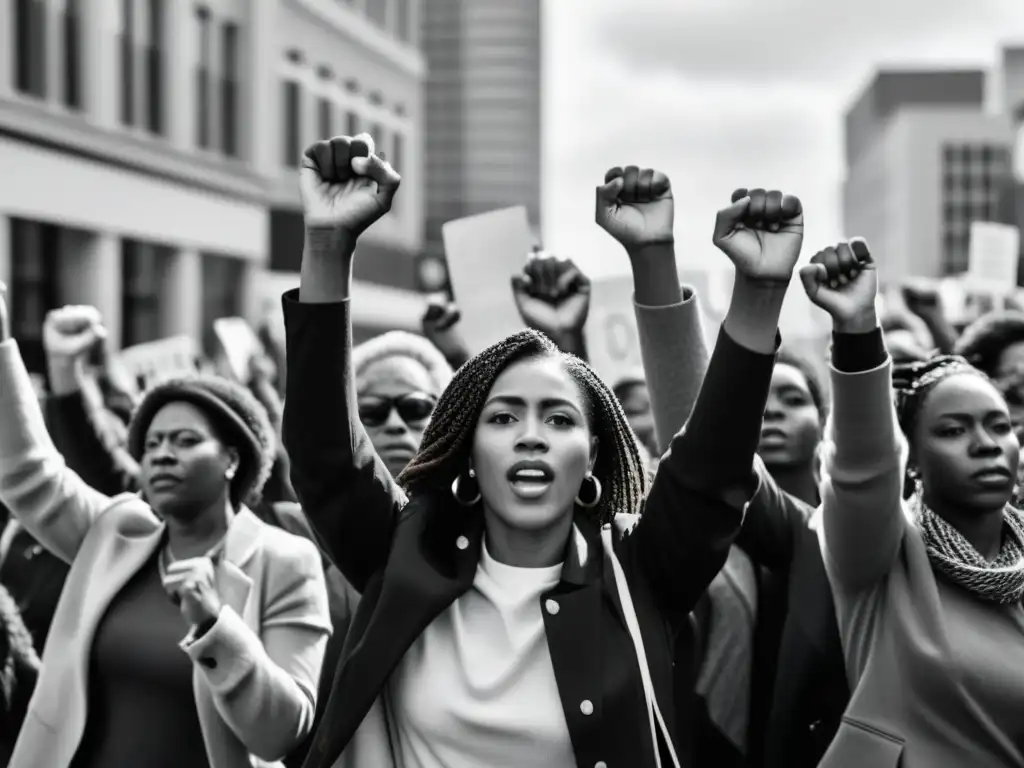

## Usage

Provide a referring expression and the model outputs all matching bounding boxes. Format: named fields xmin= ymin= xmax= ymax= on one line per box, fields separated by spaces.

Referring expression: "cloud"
xmin=592 ymin=0 xmax=1024 ymax=87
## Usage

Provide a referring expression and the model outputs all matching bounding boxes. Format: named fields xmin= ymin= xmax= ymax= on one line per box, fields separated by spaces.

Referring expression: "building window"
xmin=221 ymin=21 xmax=239 ymax=156
xmin=366 ymin=0 xmax=387 ymax=28
xmin=120 ymin=0 xmax=134 ymax=125
xmin=318 ymin=96 xmax=333 ymax=139
xmin=9 ymin=219 xmax=60 ymax=375
xmin=394 ymin=0 xmax=410 ymax=42
xmin=63 ymin=0 xmax=82 ymax=109
xmin=283 ymin=79 xmax=301 ymax=167
xmin=15 ymin=0 xmax=46 ymax=98
xmin=201 ymin=254 xmax=245 ymax=342
xmin=122 ymin=240 xmax=165 ymax=348
xmin=391 ymin=131 xmax=404 ymax=172
xmin=196 ymin=5 xmax=212 ymax=149
xmin=346 ymin=110 xmax=359 ymax=136
xmin=369 ymin=123 xmax=384 ymax=154
xmin=146 ymin=0 xmax=164 ymax=133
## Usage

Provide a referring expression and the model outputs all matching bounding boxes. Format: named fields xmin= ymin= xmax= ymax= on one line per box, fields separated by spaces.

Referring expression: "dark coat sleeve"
xmin=736 ymin=457 xmax=814 ymax=570
xmin=281 ymin=291 xmax=406 ymax=593
xmin=620 ymin=328 xmax=777 ymax=621
xmin=44 ymin=392 xmax=136 ymax=496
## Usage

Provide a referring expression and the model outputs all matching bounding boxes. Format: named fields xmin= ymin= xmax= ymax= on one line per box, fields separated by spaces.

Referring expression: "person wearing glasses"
xmin=352 ymin=332 xmax=453 ymax=480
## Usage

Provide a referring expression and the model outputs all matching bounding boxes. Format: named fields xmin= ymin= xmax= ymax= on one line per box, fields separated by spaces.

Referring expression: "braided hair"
xmin=397 ymin=329 xmax=648 ymax=525
xmin=892 ymin=355 xmax=989 ymax=437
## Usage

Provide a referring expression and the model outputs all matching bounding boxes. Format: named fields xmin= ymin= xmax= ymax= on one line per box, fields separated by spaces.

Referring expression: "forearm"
xmin=298 ymin=227 xmax=356 ymax=304
xmin=628 ymin=242 xmax=684 ymax=308
xmin=46 ymin=357 xmax=85 ymax=397
xmin=723 ymin=274 xmax=787 ymax=354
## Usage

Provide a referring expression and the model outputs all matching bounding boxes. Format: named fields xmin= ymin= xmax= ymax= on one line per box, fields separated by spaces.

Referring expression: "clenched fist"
xmin=299 ymin=133 xmax=401 ymax=236
xmin=511 ymin=255 xmax=591 ymax=352
xmin=595 ymin=166 xmax=673 ymax=251
xmin=799 ymin=238 xmax=878 ymax=333
xmin=44 ymin=305 xmax=107 ymax=362
xmin=713 ymin=188 xmax=803 ymax=283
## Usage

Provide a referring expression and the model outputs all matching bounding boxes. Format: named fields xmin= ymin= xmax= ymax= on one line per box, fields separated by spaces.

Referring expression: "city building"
xmin=996 ymin=46 xmax=1024 ymax=261
xmin=0 ymin=0 xmax=278 ymax=375
xmin=842 ymin=70 xmax=1014 ymax=286
xmin=265 ymin=0 xmax=426 ymax=345
xmin=419 ymin=0 xmax=543 ymax=292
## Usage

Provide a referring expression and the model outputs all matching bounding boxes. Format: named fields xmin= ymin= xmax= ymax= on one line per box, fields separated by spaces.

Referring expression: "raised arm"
xmin=0 ymin=303 xmax=114 ymax=564
xmin=282 ymin=133 xmax=406 ymax=592
xmin=799 ymin=239 xmax=904 ymax=590
xmin=596 ymin=173 xmax=804 ymax=617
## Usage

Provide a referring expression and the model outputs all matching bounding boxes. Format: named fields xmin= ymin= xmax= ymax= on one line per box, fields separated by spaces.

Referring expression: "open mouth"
xmin=507 ymin=463 xmax=555 ymax=499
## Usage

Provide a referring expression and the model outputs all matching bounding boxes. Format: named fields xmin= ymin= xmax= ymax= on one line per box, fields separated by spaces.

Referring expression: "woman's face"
xmin=357 ymin=356 xmax=439 ymax=478
xmin=758 ymin=363 xmax=822 ymax=469
xmin=616 ymin=381 xmax=657 ymax=457
xmin=141 ymin=402 xmax=238 ymax=519
xmin=914 ymin=374 xmax=1020 ymax=513
xmin=472 ymin=356 xmax=597 ymax=535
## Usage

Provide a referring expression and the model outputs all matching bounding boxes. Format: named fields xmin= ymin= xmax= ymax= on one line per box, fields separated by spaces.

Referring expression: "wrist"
xmin=47 ymin=357 xmax=85 ymax=396
xmin=835 ymin=309 xmax=879 ymax=335
xmin=303 ymin=225 xmax=356 ymax=258
xmin=626 ymin=238 xmax=675 ymax=260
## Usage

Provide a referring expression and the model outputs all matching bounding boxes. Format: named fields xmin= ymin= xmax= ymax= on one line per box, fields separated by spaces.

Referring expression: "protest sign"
xmin=967 ymin=221 xmax=1020 ymax=294
xmin=585 ymin=274 xmax=643 ymax=386
xmin=117 ymin=336 xmax=200 ymax=389
xmin=442 ymin=207 xmax=532 ymax=354
xmin=213 ymin=317 xmax=264 ymax=384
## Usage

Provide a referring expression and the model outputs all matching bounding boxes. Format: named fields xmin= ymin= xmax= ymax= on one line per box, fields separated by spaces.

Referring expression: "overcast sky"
xmin=541 ymin=0 xmax=1024 ymax=294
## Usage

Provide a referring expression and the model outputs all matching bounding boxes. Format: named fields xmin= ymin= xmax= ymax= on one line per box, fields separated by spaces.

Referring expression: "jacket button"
xmin=809 ymin=719 xmax=820 ymax=732
xmin=595 ymin=762 xmax=607 ymax=768
xmin=580 ymin=699 xmax=593 ymax=715
xmin=200 ymin=657 xmax=217 ymax=670
xmin=545 ymin=599 xmax=560 ymax=615
xmin=456 ymin=536 xmax=469 ymax=550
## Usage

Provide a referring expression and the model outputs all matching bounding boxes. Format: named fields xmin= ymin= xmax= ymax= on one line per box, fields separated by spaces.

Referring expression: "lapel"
xmin=192 ymin=507 xmax=263 ymax=768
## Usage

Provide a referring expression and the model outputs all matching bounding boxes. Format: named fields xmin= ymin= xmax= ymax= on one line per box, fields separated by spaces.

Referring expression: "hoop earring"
xmin=575 ymin=473 xmax=602 ymax=509
xmin=451 ymin=469 xmax=481 ymax=506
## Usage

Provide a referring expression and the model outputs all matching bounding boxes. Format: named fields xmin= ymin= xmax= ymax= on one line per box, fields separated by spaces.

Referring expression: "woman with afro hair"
xmin=0 ymin=302 xmax=331 ymax=768
xmin=284 ymin=134 xmax=803 ymax=767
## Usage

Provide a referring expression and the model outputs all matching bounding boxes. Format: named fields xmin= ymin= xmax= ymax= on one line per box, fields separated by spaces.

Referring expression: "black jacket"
xmin=282 ymin=292 xmax=777 ymax=768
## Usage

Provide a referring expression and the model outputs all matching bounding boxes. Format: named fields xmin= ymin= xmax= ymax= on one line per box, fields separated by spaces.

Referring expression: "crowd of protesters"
xmin=0 ymin=131 xmax=1021 ymax=767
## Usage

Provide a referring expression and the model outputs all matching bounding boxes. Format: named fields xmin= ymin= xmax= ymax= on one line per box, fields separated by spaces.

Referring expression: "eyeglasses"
xmin=358 ymin=393 xmax=437 ymax=427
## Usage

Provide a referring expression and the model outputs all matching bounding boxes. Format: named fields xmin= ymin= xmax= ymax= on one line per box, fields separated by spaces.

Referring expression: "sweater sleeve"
xmin=281 ymin=291 xmax=406 ymax=593
xmin=819 ymin=331 xmax=906 ymax=591
xmin=0 ymin=341 xmax=113 ymax=565
xmin=633 ymin=285 xmax=709 ymax=454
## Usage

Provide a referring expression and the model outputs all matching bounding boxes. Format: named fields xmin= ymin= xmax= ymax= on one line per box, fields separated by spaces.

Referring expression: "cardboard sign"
xmin=116 ymin=336 xmax=200 ymax=389
xmin=967 ymin=221 xmax=1021 ymax=294
xmin=442 ymin=207 xmax=532 ymax=353
xmin=213 ymin=317 xmax=264 ymax=384
xmin=585 ymin=274 xmax=644 ymax=386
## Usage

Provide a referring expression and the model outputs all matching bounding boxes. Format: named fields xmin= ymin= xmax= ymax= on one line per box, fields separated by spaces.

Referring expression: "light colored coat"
xmin=818 ymin=356 xmax=1024 ymax=767
xmin=0 ymin=340 xmax=331 ymax=768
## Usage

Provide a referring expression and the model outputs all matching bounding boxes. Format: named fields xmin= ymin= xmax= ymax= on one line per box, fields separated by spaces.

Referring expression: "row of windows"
xmin=11 ymin=0 xmax=242 ymax=159
xmin=940 ymin=142 xmax=1013 ymax=275
xmin=282 ymin=79 xmax=406 ymax=179
xmin=9 ymin=218 xmax=245 ymax=375
xmin=341 ymin=0 xmax=414 ymax=46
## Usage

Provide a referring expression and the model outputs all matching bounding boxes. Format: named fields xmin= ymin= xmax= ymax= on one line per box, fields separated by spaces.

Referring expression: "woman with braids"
xmin=283 ymin=133 xmax=801 ymax=767
xmin=800 ymin=238 xmax=1024 ymax=766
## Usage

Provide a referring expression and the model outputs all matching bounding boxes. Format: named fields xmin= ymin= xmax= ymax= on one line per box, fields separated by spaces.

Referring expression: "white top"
xmin=388 ymin=540 xmax=575 ymax=768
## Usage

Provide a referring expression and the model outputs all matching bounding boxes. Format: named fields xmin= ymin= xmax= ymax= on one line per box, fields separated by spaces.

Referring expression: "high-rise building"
xmin=264 ymin=0 xmax=427 ymax=344
xmin=996 ymin=46 xmax=1024 ymax=264
xmin=420 ymin=0 xmax=543 ymax=288
xmin=842 ymin=70 xmax=1014 ymax=285
xmin=0 ymin=0 xmax=277 ymax=374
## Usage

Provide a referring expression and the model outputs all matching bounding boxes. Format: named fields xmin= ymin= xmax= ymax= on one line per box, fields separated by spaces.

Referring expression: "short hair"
xmin=352 ymin=331 xmax=454 ymax=394
xmin=397 ymin=329 xmax=647 ymax=525
xmin=775 ymin=347 xmax=828 ymax=425
xmin=127 ymin=375 xmax=277 ymax=508
xmin=953 ymin=311 xmax=1024 ymax=378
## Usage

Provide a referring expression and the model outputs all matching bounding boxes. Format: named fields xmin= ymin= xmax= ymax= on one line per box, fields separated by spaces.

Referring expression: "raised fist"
xmin=595 ymin=166 xmax=673 ymax=250
xmin=712 ymin=188 xmax=803 ymax=283
xmin=799 ymin=239 xmax=878 ymax=333
xmin=421 ymin=297 xmax=470 ymax=367
xmin=299 ymin=133 xmax=401 ymax=236
xmin=43 ymin=305 xmax=107 ymax=362
xmin=511 ymin=255 xmax=591 ymax=348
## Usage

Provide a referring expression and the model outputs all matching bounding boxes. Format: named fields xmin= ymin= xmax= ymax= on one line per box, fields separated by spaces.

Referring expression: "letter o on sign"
xmin=605 ymin=314 xmax=633 ymax=362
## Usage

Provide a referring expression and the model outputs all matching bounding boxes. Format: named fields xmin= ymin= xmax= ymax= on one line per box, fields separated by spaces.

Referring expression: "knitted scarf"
xmin=910 ymin=492 xmax=1024 ymax=604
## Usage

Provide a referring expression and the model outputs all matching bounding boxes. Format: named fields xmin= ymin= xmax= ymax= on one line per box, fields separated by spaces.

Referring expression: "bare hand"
xmin=595 ymin=166 xmax=674 ymax=250
xmin=713 ymin=188 xmax=804 ymax=283
xmin=421 ymin=297 xmax=470 ymax=364
xmin=162 ymin=556 xmax=223 ymax=628
xmin=299 ymin=133 xmax=401 ymax=236
xmin=799 ymin=239 xmax=878 ymax=333
xmin=511 ymin=256 xmax=591 ymax=343
xmin=43 ymin=306 xmax=107 ymax=362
